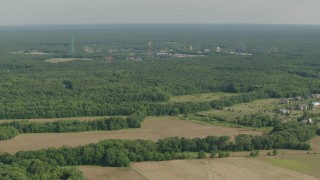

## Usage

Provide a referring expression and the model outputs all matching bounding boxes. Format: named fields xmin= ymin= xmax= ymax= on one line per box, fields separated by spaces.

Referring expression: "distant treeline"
xmin=234 ymin=113 xmax=280 ymax=128
xmin=0 ymin=116 xmax=143 ymax=140
xmin=0 ymin=91 xmax=270 ymax=119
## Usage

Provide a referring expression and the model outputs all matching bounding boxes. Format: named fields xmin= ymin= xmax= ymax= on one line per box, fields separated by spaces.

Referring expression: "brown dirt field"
xmin=0 ymin=116 xmax=108 ymax=124
xmin=310 ymin=136 xmax=320 ymax=154
xmin=131 ymin=158 xmax=318 ymax=180
xmin=79 ymin=166 xmax=146 ymax=180
xmin=45 ymin=58 xmax=80 ymax=63
xmin=0 ymin=116 xmax=261 ymax=154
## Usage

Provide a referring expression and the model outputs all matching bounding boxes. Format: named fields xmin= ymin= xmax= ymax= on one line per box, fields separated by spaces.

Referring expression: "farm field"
xmin=128 ymin=158 xmax=317 ymax=180
xmin=79 ymin=166 xmax=145 ymax=180
xmin=0 ymin=116 xmax=261 ymax=153
xmin=261 ymin=155 xmax=320 ymax=179
xmin=170 ymin=92 xmax=236 ymax=102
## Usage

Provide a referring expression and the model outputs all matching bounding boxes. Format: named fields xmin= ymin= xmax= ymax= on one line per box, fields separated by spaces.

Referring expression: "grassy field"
xmin=129 ymin=158 xmax=317 ymax=180
xmin=198 ymin=98 xmax=303 ymax=122
xmin=261 ymin=155 xmax=320 ymax=179
xmin=79 ymin=166 xmax=146 ymax=180
xmin=0 ymin=116 xmax=261 ymax=154
xmin=45 ymin=58 xmax=81 ymax=63
xmin=170 ymin=92 xmax=236 ymax=102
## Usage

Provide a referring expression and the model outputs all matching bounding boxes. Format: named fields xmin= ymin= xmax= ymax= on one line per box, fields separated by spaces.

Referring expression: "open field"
xmin=0 ymin=116 xmax=109 ymax=124
xmin=261 ymin=155 xmax=320 ymax=179
xmin=129 ymin=158 xmax=317 ymax=180
xmin=79 ymin=166 xmax=145 ymax=180
xmin=0 ymin=116 xmax=261 ymax=154
xmin=45 ymin=58 xmax=81 ymax=63
xmin=170 ymin=92 xmax=236 ymax=102
xmin=199 ymin=98 xmax=303 ymax=121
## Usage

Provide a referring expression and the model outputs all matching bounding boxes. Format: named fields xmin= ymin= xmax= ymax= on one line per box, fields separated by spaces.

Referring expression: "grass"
xmin=169 ymin=92 xmax=237 ymax=102
xmin=130 ymin=158 xmax=316 ymax=180
xmin=261 ymin=155 xmax=320 ymax=178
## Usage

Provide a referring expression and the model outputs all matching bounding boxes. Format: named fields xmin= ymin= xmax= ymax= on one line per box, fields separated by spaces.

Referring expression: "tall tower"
xmin=69 ymin=36 xmax=75 ymax=56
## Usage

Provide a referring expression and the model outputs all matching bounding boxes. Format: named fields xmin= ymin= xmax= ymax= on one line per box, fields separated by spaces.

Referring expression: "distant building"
xmin=279 ymin=109 xmax=290 ymax=115
xmin=301 ymin=118 xmax=313 ymax=124
xmin=216 ymin=47 xmax=221 ymax=53
xmin=155 ymin=51 xmax=168 ymax=57
xmin=311 ymin=101 xmax=320 ymax=107
xmin=105 ymin=56 xmax=113 ymax=62
xmin=311 ymin=94 xmax=320 ymax=98
xmin=297 ymin=104 xmax=308 ymax=111
xmin=280 ymin=99 xmax=290 ymax=104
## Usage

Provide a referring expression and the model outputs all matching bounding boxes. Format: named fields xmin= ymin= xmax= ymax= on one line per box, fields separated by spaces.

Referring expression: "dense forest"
xmin=0 ymin=25 xmax=320 ymax=119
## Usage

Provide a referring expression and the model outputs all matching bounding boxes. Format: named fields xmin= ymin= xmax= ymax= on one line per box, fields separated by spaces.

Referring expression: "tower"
xmin=69 ymin=36 xmax=75 ymax=56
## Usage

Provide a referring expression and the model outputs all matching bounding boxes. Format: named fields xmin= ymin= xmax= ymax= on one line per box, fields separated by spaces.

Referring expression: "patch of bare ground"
xmin=79 ymin=166 xmax=145 ymax=180
xmin=131 ymin=158 xmax=318 ymax=180
xmin=310 ymin=136 xmax=320 ymax=154
xmin=0 ymin=116 xmax=261 ymax=153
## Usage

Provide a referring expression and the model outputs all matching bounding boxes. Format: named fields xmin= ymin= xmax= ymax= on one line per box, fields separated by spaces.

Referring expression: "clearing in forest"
xmin=0 ymin=116 xmax=261 ymax=153
xmin=199 ymin=98 xmax=303 ymax=122
xmin=170 ymin=92 xmax=236 ymax=102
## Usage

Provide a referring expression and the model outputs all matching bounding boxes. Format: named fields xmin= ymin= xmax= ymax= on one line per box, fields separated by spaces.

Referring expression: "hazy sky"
xmin=1 ymin=0 xmax=319 ymax=25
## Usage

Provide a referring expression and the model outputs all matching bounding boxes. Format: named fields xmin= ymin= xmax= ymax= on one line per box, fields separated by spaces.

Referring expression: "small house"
xmin=280 ymin=99 xmax=290 ymax=104
xmin=301 ymin=118 xmax=313 ymax=124
xmin=311 ymin=101 xmax=320 ymax=107
xmin=311 ymin=94 xmax=320 ymax=98
xmin=297 ymin=104 xmax=308 ymax=111
xmin=279 ymin=109 xmax=290 ymax=115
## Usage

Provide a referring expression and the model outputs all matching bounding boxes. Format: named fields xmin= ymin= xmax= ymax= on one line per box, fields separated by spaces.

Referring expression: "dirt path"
xmin=310 ymin=136 xmax=320 ymax=154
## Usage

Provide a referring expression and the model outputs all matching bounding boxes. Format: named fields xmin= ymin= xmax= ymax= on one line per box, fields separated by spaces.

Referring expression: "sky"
xmin=0 ymin=0 xmax=319 ymax=25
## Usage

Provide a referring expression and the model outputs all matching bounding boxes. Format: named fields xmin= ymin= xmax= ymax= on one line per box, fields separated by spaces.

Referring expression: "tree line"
xmin=0 ymin=115 xmax=143 ymax=140
xmin=234 ymin=113 xmax=280 ymax=128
